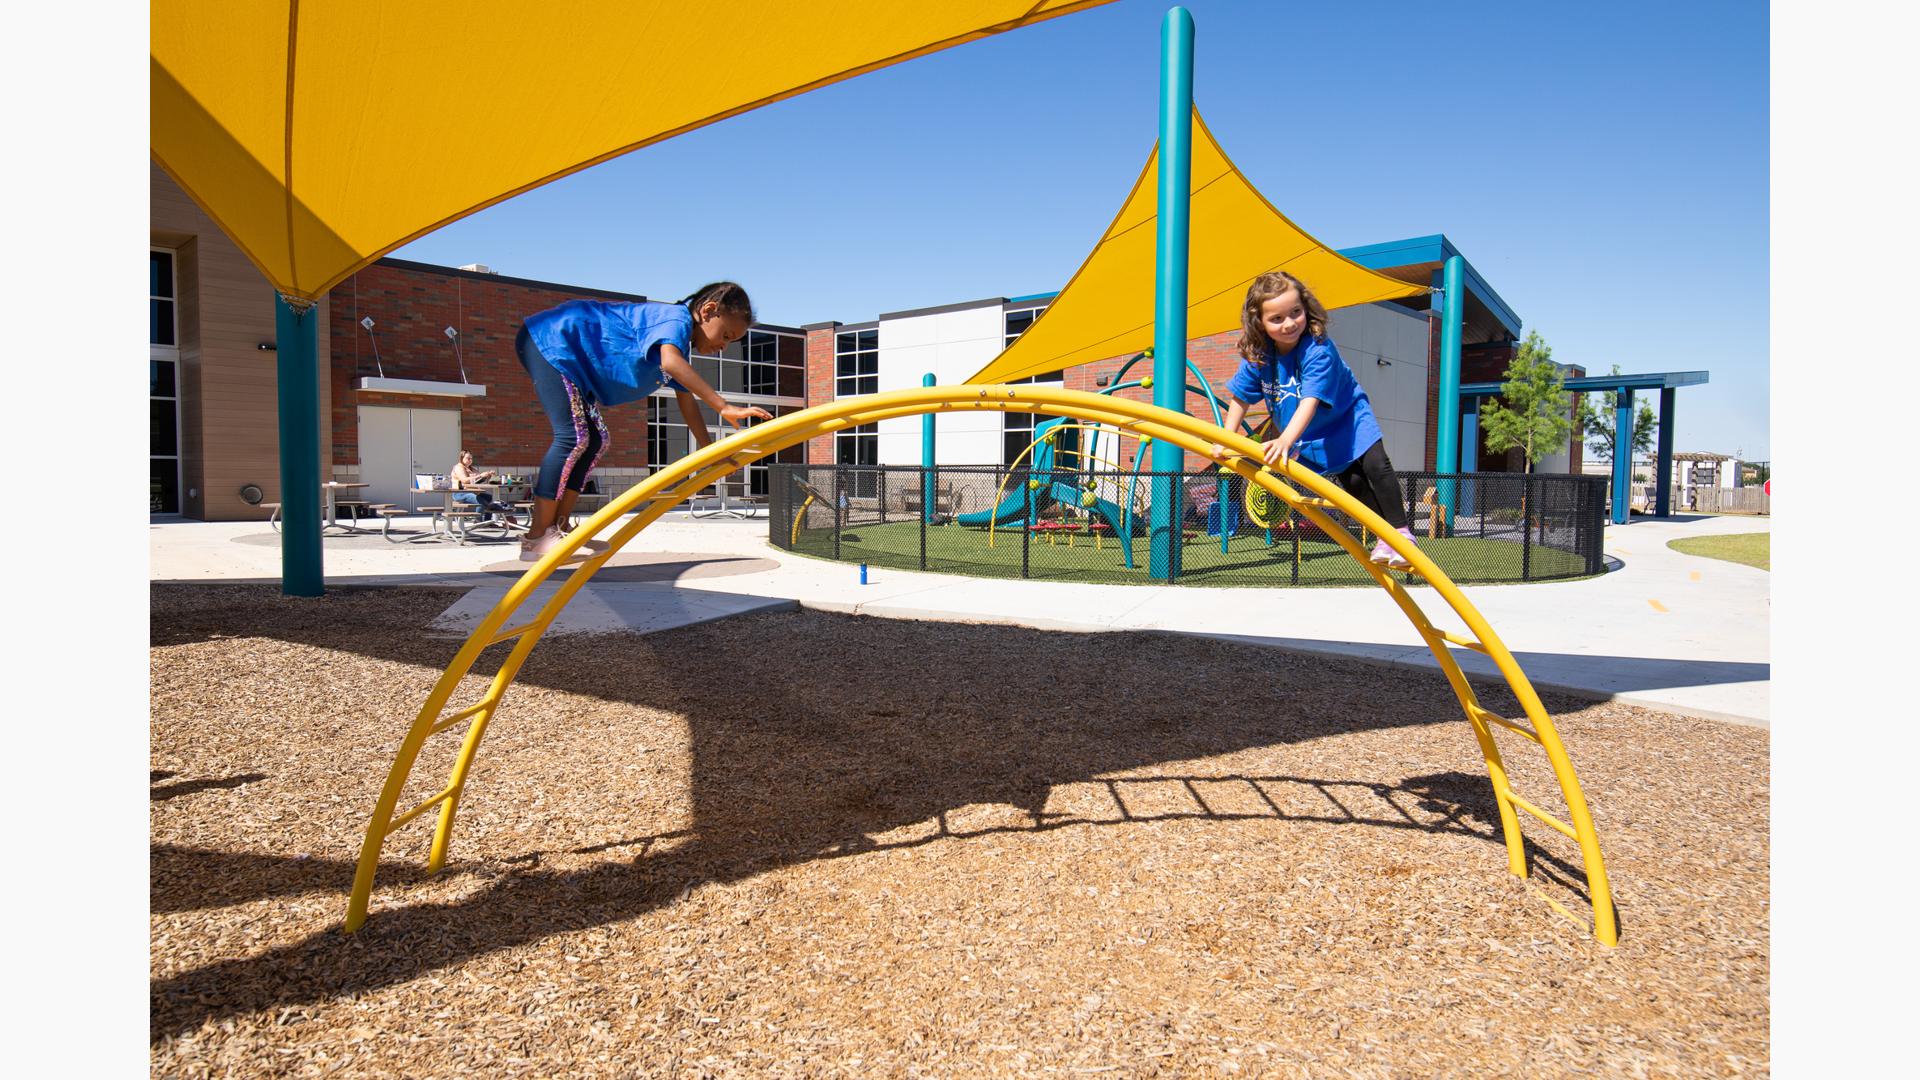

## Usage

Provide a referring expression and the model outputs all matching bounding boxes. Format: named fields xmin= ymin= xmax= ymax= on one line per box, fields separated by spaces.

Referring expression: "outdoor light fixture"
xmin=359 ymin=315 xmax=385 ymax=377
xmin=257 ymin=342 xmax=276 ymax=351
xmin=1377 ymin=358 xmax=1391 ymax=366
xmin=443 ymin=325 xmax=470 ymax=384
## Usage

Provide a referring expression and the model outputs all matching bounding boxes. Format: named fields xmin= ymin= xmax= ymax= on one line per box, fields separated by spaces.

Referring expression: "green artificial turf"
xmin=1666 ymin=532 xmax=1770 ymax=571
xmin=790 ymin=520 xmax=1593 ymax=588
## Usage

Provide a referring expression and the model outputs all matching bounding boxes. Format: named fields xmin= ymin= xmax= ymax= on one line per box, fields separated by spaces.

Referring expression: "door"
xmin=359 ymin=405 xmax=462 ymax=508
xmin=408 ymin=408 xmax=462 ymax=503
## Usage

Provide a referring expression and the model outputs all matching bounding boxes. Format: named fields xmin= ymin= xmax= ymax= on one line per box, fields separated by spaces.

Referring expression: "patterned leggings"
xmin=516 ymin=325 xmax=609 ymax=501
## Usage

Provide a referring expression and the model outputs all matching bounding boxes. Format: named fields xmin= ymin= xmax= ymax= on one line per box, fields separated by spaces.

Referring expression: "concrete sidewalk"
xmin=151 ymin=510 xmax=1770 ymax=726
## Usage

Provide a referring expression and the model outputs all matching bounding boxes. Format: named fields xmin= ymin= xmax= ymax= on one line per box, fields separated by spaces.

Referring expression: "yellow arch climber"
xmin=345 ymin=386 xmax=1618 ymax=945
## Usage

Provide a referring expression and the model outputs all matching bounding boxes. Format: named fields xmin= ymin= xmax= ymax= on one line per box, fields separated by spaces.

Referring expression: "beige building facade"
xmin=151 ymin=163 xmax=331 ymax=521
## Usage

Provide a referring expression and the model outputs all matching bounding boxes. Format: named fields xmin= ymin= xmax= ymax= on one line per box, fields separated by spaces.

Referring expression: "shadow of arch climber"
xmin=345 ymin=385 xmax=1619 ymax=946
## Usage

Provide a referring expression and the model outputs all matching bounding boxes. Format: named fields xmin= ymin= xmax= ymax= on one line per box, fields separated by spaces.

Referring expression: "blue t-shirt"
xmin=523 ymin=299 xmax=690 ymax=407
xmin=1226 ymin=335 xmax=1384 ymax=474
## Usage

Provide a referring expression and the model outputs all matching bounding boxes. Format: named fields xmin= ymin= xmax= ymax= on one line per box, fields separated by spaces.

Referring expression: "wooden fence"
xmin=1695 ymin=487 xmax=1770 ymax=515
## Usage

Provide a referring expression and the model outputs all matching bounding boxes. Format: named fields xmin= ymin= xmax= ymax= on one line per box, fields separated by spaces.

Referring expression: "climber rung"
xmin=385 ymin=785 xmax=459 ymax=835
xmin=487 ymin=621 xmax=541 ymax=647
xmin=1296 ymin=497 xmax=1339 ymax=509
xmin=1499 ymin=785 xmax=1578 ymax=840
xmin=429 ymin=700 xmax=494 ymax=736
xmin=1439 ymin=631 xmax=1490 ymax=654
xmin=1469 ymin=705 xmax=1542 ymax=744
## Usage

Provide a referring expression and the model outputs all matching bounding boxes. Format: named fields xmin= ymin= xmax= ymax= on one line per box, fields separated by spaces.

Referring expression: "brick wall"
xmin=803 ymin=324 xmax=838 ymax=464
xmin=328 ymin=262 xmax=654 ymax=470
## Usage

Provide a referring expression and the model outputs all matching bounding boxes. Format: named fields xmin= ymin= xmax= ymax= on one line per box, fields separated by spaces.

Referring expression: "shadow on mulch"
xmin=150 ymin=583 xmax=1598 ymax=1040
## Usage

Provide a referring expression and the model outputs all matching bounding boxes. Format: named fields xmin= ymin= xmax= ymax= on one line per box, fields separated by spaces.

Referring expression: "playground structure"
xmin=345 ymin=385 xmax=1617 ymax=946
xmin=156 ymin=3 xmax=1619 ymax=949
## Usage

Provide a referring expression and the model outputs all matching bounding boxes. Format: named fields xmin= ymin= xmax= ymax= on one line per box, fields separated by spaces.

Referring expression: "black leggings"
xmin=1328 ymin=438 xmax=1408 ymax=531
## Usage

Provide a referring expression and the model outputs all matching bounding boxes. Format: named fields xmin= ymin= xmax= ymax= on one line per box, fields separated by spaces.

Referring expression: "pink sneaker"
xmin=1371 ymin=529 xmax=1415 ymax=569
xmin=519 ymin=527 xmax=589 ymax=563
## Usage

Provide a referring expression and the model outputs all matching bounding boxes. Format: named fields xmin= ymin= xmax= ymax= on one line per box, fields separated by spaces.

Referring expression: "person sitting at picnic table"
xmin=450 ymin=451 xmax=519 ymax=526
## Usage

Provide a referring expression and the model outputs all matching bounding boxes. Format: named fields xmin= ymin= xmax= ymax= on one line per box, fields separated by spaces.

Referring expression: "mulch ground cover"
xmin=152 ymin=583 xmax=1767 ymax=1077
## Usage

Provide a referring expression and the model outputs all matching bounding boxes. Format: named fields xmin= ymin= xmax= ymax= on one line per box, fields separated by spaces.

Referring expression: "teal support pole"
xmin=1655 ymin=387 xmax=1675 ymax=517
xmin=1459 ymin=404 xmax=1478 ymax=518
xmin=1612 ymin=388 xmax=1634 ymax=524
xmin=275 ymin=294 xmax=324 ymax=596
xmin=1149 ymin=5 xmax=1194 ymax=581
xmin=1436 ymin=255 xmax=1464 ymax=533
xmin=921 ymin=372 xmax=937 ymax=523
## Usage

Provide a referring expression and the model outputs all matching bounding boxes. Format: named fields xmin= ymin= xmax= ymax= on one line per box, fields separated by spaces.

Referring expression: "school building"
xmin=153 ymin=164 xmax=1582 ymax=521
xmin=797 ymin=234 xmax=1582 ymax=480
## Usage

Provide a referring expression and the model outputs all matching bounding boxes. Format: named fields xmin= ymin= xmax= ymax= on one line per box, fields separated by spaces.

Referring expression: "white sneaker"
xmin=519 ymin=528 xmax=587 ymax=563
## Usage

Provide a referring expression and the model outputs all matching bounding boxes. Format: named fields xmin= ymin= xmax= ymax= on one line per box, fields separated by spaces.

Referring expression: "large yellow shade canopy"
xmin=967 ymin=110 xmax=1427 ymax=384
xmin=151 ymin=0 xmax=1114 ymax=302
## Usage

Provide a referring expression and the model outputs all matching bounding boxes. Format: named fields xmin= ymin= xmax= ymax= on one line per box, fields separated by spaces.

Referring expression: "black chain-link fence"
xmin=770 ymin=464 xmax=1607 ymax=587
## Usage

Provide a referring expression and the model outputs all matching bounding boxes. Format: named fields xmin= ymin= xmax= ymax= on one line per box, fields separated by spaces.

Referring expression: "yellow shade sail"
xmin=967 ymin=110 xmax=1428 ymax=385
xmin=151 ymin=0 xmax=1115 ymax=302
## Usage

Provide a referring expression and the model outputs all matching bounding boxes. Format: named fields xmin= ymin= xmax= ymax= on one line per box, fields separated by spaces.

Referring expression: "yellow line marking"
xmin=1648 ymin=598 xmax=1668 ymax=612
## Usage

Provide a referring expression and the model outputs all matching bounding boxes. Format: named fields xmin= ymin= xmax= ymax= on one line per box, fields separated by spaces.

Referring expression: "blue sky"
xmin=394 ymin=0 xmax=1769 ymax=459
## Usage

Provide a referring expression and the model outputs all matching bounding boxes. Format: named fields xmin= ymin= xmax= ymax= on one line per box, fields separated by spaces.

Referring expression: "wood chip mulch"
xmin=151 ymin=583 xmax=1767 ymax=1078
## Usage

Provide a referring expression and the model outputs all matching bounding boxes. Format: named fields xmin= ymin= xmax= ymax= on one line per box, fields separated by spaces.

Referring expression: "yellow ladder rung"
xmin=384 ymin=785 xmax=459 ymax=836
xmin=1440 ymin=631 xmax=1491 ymax=654
xmin=1469 ymin=705 xmax=1543 ymax=744
xmin=429 ymin=699 xmax=494 ymax=737
xmin=487 ymin=621 xmax=541 ymax=647
xmin=1499 ymin=784 xmax=1579 ymax=840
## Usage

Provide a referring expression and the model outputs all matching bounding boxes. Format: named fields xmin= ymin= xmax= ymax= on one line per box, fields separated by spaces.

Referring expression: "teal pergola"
xmin=1460 ymin=370 xmax=1711 ymax=525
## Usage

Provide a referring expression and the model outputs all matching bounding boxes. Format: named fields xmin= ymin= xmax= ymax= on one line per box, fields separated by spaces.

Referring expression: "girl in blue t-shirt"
xmin=1217 ymin=271 xmax=1416 ymax=567
xmin=515 ymin=282 xmax=772 ymax=561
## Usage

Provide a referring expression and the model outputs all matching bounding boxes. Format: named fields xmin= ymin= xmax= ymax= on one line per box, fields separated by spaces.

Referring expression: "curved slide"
xmin=956 ymin=417 xmax=1065 ymax=528
xmin=344 ymin=386 xmax=1618 ymax=947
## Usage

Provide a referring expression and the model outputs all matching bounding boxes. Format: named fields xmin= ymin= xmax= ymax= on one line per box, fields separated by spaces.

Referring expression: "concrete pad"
xmin=430 ymin=581 xmax=795 ymax=637
xmin=151 ymin=512 xmax=1771 ymax=726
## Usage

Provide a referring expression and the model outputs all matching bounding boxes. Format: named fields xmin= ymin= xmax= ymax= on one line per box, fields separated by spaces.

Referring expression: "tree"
xmin=1579 ymin=364 xmax=1656 ymax=464
xmin=1479 ymin=330 xmax=1575 ymax=474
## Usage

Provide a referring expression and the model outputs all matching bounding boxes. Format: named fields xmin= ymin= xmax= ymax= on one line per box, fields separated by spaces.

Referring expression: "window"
xmin=835 ymin=328 xmax=879 ymax=398
xmin=649 ymin=327 xmax=805 ymax=496
xmin=647 ymin=397 xmax=802 ymax=498
xmin=151 ymin=249 xmax=177 ymax=347
xmin=836 ymin=422 xmax=879 ymax=499
xmin=685 ymin=329 xmax=805 ymax=404
xmin=151 ymin=249 xmax=181 ymax=513
xmin=998 ymin=305 xmax=1065 ymax=466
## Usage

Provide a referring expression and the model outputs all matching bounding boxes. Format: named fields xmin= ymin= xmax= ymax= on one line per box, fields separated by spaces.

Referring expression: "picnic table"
xmin=266 ymin=481 xmax=377 ymax=534
xmin=408 ymin=482 xmax=529 ymax=544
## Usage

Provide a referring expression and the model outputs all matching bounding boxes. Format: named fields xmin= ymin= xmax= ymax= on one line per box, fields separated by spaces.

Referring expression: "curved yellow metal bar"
xmin=345 ymin=386 xmax=1616 ymax=945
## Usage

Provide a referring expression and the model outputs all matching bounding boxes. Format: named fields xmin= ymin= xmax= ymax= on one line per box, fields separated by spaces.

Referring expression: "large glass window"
xmin=998 ymin=305 xmax=1066 ymax=466
xmin=835 ymin=328 xmax=879 ymax=397
xmin=150 ymin=249 xmax=177 ymax=347
xmin=650 ymin=328 xmax=805 ymax=497
xmin=648 ymin=397 xmax=803 ymax=497
xmin=686 ymin=328 xmax=805 ymax=401
xmin=151 ymin=249 xmax=181 ymax=513
xmin=836 ymin=423 xmax=880 ymax=498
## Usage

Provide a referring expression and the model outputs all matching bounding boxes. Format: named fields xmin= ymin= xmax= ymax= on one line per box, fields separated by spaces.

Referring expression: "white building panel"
xmin=874 ymin=305 xmax=1010 ymax=467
